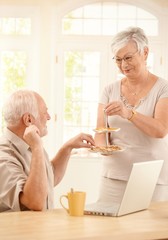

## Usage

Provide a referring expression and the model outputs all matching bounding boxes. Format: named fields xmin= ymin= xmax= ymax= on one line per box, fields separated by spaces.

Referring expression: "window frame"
xmin=50 ymin=1 xmax=165 ymax=157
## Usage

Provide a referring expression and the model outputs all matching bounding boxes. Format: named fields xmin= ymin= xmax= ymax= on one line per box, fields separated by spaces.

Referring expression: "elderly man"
xmin=0 ymin=90 xmax=95 ymax=212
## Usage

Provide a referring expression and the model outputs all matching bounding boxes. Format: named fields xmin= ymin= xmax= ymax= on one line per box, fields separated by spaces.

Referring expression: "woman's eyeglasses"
xmin=112 ymin=50 xmax=139 ymax=65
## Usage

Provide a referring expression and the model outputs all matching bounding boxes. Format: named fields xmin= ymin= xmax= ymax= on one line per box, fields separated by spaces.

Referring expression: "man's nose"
xmin=47 ymin=113 xmax=51 ymax=120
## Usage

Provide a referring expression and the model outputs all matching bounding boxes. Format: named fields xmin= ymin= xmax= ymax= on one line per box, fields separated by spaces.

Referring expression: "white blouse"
xmin=99 ymin=77 xmax=168 ymax=185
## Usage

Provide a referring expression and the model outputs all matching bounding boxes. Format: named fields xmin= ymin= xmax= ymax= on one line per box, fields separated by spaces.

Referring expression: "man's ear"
xmin=144 ymin=47 xmax=149 ymax=61
xmin=22 ymin=113 xmax=32 ymax=126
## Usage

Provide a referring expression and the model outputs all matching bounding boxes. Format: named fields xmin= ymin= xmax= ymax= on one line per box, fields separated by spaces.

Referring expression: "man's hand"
xmin=23 ymin=125 xmax=42 ymax=148
xmin=64 ymin=133 xmax=95 ymax=149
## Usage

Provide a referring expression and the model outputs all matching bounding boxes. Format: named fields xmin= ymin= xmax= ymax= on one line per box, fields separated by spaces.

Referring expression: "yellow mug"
xmin=60 ymin=190 xmax=86 ymax=216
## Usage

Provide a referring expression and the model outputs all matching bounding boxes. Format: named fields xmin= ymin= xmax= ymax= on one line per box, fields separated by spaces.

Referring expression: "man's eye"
xmin=116 ymin=58 xmax=122 ymax=62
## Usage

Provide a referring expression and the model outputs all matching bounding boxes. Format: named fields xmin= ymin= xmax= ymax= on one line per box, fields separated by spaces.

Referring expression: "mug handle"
xmin=60 ymin=195 xmax=69 ymax=213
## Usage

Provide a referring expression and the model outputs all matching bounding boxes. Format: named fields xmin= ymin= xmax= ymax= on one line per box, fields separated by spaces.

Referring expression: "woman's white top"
xmin=100 ymin=77 xmax=168 ymax=185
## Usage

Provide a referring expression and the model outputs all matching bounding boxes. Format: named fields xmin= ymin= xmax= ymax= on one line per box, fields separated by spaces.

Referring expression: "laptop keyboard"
xmin=85 ymin=202 xmax=120 ymax=216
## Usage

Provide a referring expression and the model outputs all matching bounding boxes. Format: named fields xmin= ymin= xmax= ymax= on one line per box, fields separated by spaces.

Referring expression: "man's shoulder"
xmin=0 ymin=135 xmax=11 ymax=147
xmin=0 ymin=135 xmax=18 ymax=156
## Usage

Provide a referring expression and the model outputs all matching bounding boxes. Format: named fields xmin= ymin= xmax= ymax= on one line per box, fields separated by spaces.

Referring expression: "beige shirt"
xmin=0 ymin=128 xmax=54 ymax=212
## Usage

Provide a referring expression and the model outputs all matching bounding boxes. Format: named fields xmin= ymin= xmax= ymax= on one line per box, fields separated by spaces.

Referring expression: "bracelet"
xmin=128 ymin=110 xmax=136 ymax=121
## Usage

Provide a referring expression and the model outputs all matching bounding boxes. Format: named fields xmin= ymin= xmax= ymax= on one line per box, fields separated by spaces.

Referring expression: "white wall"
xmin=54 ymin=158 xmax=102 ymax=208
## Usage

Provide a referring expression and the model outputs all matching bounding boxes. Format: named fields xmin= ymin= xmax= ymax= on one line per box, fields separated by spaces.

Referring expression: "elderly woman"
xmin=95 ymin=27 xmax=168 ymax=204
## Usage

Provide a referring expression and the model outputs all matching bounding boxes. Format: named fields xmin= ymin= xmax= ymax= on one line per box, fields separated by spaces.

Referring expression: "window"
xmin=0 ymin=51 xmax=27 ymax=130
xmin=53 ymin=1 xmax=162 ymax=156
xmin=63 ymin=51 xmax=100 ymax=141
xmin=0 ymin=7 xmax=39 ymax=132
xmin=62 ymin=2 xmax=158 ymax=36
xmin=0 ymin=17 xmax=31 ymax=35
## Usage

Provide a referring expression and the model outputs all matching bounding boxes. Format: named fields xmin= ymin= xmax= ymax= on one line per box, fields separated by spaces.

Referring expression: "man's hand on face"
xmin=23 ymin=125 xmax=42 ymax=149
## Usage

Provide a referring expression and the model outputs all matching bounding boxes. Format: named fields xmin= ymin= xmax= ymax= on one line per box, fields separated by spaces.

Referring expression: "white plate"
xmin=93 ymin=127 xmax=120 ymax=133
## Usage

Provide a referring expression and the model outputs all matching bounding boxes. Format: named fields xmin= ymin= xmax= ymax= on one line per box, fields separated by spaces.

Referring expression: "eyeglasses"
xmin=112 ymin=50 xmax=139 ymax=65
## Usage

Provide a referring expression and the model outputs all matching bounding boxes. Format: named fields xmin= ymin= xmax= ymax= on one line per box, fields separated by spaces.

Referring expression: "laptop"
xmin=84 ymin=160 xmax=164 ymax=217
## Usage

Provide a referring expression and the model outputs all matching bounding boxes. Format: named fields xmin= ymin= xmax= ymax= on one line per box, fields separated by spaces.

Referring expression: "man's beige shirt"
xmin=0 ymin=128 xmax=54 ymax=212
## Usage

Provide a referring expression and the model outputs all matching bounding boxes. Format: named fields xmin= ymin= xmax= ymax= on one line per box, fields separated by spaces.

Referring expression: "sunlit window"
xmin=0 ymin=18 xmax=31 ymax=35
xmin=63 ymin=51 xmax=100 ymax=142
xmin=60 ymin=2 xmax=159 ymax=155
xmin=62 ymin=2 xmax=158 ymax=36
xmin=0 ymin=51 xmax=27 ymax=130
xmin=0 ymin=13 xmax=33 ymax=132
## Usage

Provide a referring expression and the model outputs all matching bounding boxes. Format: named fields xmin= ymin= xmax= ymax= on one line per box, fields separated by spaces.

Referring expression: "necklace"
xmin=126 ymin=71 xmax=149 ymax=97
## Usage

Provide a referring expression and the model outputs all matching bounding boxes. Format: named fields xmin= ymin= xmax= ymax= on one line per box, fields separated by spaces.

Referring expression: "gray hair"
xmin=3 ymin=89 xmax=39 ymax=126
xmin=111 ymin=27 xmax=149 ymax=55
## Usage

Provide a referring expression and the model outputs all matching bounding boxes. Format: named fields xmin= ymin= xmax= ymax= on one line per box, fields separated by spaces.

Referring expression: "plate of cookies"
xmin=89 ymin=145 xmax=125 ymax=156
xmin=93 ymin=127 xmax=120 ymax=133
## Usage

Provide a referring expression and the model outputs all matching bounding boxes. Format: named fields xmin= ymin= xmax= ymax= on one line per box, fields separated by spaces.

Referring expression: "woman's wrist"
xmin=127 ymin=110 xmax=137 ymax=121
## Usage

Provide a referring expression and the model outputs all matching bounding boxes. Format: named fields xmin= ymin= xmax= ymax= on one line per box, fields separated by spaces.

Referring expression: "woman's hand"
xmin=104 ymin=101 xmax=131 ymax=119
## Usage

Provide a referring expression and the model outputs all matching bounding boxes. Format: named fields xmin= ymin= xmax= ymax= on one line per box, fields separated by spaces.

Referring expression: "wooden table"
xmin=0 ymin=202 xmax=168 ymax=240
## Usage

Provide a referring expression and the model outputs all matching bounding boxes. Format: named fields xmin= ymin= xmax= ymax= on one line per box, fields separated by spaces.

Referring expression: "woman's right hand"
xmin=104 ymin=101 xmax=131 ymax=119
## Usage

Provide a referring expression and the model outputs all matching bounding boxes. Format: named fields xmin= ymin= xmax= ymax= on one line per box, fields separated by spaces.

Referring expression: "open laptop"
xmin=84 ymin=160 xmax=164 ymax=217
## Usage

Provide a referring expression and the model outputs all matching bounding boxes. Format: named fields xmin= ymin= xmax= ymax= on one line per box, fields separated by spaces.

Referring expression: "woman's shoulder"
xmin=154 ymin=77 xmax=168 ymax=92
xmin=103 ymin=79 xmax=121 ymax=91
xmin=152 ymin=77 xmax=168 ymax=98
xmin=100 ymin=80 xmax=121 ymax=102
xmin=156 ymin=77 xmax=168 ymax=86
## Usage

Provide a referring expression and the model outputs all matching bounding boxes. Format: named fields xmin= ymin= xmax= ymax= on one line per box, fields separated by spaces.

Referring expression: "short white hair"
xmin=3 ymin=89 xmax=39 ymax=126
xmin=111 ymin=27 xmax=149 ymax=55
